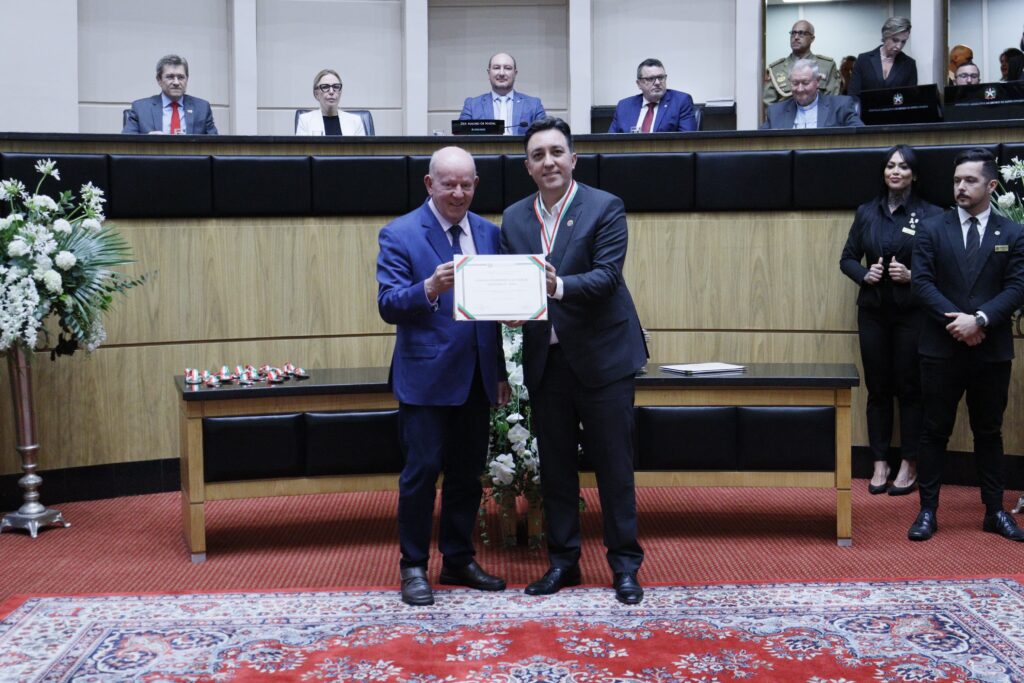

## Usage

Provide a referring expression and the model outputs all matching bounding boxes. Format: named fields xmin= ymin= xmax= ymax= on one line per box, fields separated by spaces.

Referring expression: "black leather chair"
xmin=294 ymin=108 xmax=375 ymax=136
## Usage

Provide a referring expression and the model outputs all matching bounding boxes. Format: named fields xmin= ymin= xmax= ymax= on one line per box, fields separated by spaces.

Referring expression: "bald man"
xmin=459 ymin=52 xmax=547 ymax=135
xmin=377 ymin=146 xmax=510 ymax=605
xmin=765 ymin=20 xmax=840 ymax=106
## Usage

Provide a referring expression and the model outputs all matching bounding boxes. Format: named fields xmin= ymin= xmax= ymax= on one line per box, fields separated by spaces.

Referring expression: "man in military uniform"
xmin=764 ymin=20 xmax=840 ymax=106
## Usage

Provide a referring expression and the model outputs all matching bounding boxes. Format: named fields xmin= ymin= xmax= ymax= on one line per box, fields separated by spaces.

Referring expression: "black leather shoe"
xmin=983 ymin=510 xmax=1024 ymax=541
xmin=868 ymin=481 xmax=889 ymax=495
xmin=888 ymin=478 xmax=917 ymax=496
xmin=400 ymin=566 xmax=434 ymax=606
xmin=439 ymin=560 xmax=506 ymax=591
xmin=524 ymin=565 xmax=582 ymax=596
xmin=613 ymin=572 xmax=643 ymax=605
xmin=907 ymin=509 xmax=937 ymax=541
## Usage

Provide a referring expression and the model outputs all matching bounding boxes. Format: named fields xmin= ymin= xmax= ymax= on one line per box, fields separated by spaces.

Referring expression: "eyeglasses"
xmin=317 ymin=83 xmax=342 ymax=92
xmin=638 ymin=75 xmax=668 ymax=84
xmin=789 ymin=30 xmax=813 ymax=37
xmin=955 ymin=73 xmax=980 ymax=83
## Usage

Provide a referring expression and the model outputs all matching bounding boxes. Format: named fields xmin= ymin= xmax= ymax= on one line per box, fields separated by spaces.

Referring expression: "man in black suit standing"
xmin=909 ymin=148 xmax=1024 ymax=542
xmin=500 ymin=117 xmax=648 ymax=604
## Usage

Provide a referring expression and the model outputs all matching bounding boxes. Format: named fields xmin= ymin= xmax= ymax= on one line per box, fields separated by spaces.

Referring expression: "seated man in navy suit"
xmin=377 ymin=147 xmax=510 ymax=605
xmin=609 ymin=58 xmax=697 ymax=133
xmin=122 ymin=54 xmax=218 ymax=135
xmin=761 ymin=59 xmax=863 ymax=130
xmin=459 ymin=52 xmax=546 ymax=135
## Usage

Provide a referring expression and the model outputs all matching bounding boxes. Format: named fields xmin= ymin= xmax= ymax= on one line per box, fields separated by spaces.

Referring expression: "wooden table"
xmin=177 ymin=362 xmax=858 ymax=561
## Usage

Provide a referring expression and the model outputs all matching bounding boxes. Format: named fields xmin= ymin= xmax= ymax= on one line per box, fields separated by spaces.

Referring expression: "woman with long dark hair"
xmin=840 ymin=145 xmax=942 ymax=495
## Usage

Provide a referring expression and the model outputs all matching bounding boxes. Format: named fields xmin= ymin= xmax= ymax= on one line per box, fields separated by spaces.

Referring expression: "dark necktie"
xmin=966 ymin=216 xmax=980 ymax=270
xmin=641 ymin=102 xmax=655 ymax=133
xmin=448 ymin=225 xmax=462 ymax=257
xmin=170 ymin=101 xmax=181 ymax=134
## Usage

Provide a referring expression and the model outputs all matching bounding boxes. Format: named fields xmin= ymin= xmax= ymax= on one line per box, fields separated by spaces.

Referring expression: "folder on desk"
xmin=660 ymin=362 xmax=746 ymax=375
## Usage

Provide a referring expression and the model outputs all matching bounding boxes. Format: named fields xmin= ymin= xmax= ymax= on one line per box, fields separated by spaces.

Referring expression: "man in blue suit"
xmin=377 ymin=146 xmax=510 ymax=606
xmin=608 ymin=58 xmax=697 ymax=133
xmin=908 ymin=149 xmax=1024 ymax=543
xmin=761 ymin=60 xmax=863 ymax=130
xmin=459 ymin=53 xmax=546 ymax=135
xmin=122 ymin=55 xmax=218 ymax=135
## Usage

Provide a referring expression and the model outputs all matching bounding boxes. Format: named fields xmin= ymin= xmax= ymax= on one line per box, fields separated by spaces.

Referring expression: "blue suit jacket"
xmin=608 ymin=90 xmax=697 ymax=133
xmin=121 ymin=94 xmax=218 ymax=134
xmin=459 ymin=91 xmax=546 ymax=134
xmin=912 ymin=210 xmax=1024 ymax=362
xmin=377 ymin=201 xmax=506 ymax=406
xmin=500 ymin=183 xmax=647 ymax=392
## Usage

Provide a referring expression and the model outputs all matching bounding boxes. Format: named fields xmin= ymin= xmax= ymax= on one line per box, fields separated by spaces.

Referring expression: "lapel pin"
xmin=995 ymin=231 xmax=1001 ymax=236
xmin=567 ymin=219 xmax=574 ymax=227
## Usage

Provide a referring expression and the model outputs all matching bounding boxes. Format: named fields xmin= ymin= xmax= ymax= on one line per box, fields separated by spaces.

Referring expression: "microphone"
xmin=506 ymin=121 xmax=528 ymax=134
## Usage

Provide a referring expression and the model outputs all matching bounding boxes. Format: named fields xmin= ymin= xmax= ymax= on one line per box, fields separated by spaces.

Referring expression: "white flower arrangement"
xmin=480 ymin=324 xmax=543 ymax=546
xmin=0 ymin=159 xmax=144 ymax=356
xmin=993 ymin=156 xmax=1024 ymax=225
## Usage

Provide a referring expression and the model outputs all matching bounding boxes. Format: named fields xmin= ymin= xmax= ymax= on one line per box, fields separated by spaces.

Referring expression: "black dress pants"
xmin=857 ymin=304 xmax=923 ymax=462
xmin=917 ymin=350 xmax=1011 ymax=513
xmin=530 ymin=346 xmax=644 ymax=573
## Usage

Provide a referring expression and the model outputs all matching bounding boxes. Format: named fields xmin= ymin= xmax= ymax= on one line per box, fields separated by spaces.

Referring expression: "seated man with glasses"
xmin=122 ymin=54 xmax=218 ymax=135
xmin=608 ymin=58 xmax=696 ymax=133
xmin=764 ymin=20 xmax=840 ymax=106
xmin=761 ymin=59 xmax=863 ymax=130
xmin=953 ymin=61 xmax=982 ymax=86
xmin=295 ymin=69 xmax=366 ymax=136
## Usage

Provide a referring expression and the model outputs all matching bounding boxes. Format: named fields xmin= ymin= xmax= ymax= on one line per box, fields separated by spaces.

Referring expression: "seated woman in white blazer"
xmin=295 ymin=69 xmax=366 ymax=136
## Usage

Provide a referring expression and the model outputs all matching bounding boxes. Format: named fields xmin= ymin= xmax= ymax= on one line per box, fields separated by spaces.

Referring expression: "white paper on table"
xmin=453 ymin=254 xmax=548 ymax=321
xmin=660 ymin=362 xmax=746 ymax=375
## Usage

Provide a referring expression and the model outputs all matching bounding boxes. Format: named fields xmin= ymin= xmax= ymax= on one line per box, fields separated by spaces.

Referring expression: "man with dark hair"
xmin=459 ymin=52 xmax=546 ymax=135
xmin=122 ymin=54 xmax=218 ymax=134
xmin=953 ymin=61 xmax=982 ymax=85
xmin=608 ymin=58 xmax=696 ymax=133
xmin=377 ymin=146 xmax=510 ymax=605
xmin=500 ymin=117 xmax=648 ymax=604
xmin=909 ymin=148 xmax=1024 ymax=542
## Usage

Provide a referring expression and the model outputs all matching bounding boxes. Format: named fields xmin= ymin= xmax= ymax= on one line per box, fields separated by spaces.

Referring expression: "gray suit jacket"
xmin=122 ymin=94 xmax=218 ymax=135
xmin=760 ymin=94 xmax=864 ymax=130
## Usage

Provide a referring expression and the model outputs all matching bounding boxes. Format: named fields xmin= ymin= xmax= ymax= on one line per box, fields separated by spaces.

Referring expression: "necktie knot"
xmin=448 ymin=225 xmax=463 ymax=255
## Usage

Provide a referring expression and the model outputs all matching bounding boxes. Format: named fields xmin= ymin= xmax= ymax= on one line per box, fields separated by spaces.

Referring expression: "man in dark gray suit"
xmin=122 ymin=54 xmax=218 ymax=135
xmin=500 ymin=117 xmax=648 ymax=605
xmin=908 ymin=148 xmax=1024 ymax=542
xmin=761 ymin=59 xmax=863 ymax=130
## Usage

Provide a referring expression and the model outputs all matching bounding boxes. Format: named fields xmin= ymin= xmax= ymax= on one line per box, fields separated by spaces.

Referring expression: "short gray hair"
xmin=156 ymin=54 xmax=188 ymax=78
xmin=881 ymin=16 xmax=911 ymax=40
xmin=789 ymin=58 xmax=820 ymax=79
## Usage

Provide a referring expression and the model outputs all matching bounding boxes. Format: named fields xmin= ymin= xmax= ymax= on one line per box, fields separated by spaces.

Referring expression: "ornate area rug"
xmin=2 ymin=578 xmax=1023 ymax=682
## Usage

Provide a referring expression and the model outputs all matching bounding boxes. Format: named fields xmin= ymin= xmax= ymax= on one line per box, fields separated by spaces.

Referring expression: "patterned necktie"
xmin=641 ymin=102 xmax=655 ymax=133
xmin=966 ymin=216 xmax=980 ymax=270
xmin=170 ymin=101 xmax=182 ymax=134
xmin=448 ymin=225 xmax=463 ymax=257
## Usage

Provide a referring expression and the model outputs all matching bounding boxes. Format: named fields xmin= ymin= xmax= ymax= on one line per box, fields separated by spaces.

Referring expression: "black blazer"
xmin=500 ymin=183 xmax=648 ymax=393
xmin=840 ymin=194 xmax=942 ymax=309
xmin=848 ymin=49 xmax=917 ymax=97
xmin=912 ymin=210 xmax=1024 ymax=361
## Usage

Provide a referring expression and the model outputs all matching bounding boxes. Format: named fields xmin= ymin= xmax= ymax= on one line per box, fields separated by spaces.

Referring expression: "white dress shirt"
xmin=793 ymin=95 xmax=819 ymax=129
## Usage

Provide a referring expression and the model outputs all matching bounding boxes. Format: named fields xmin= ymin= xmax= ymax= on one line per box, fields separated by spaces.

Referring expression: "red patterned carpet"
xmin=3 ymin=578 xmax=1024 ymax=681
xmin=1 ymin=484 xmax=1023 ymax=604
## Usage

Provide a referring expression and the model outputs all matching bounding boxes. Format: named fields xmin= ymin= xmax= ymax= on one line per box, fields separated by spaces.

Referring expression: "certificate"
xmin=453 ymin=254 xmax=548 ymax=321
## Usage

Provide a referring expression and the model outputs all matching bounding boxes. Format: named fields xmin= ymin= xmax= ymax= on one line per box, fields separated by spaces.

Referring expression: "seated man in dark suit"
xmin=122 ymin=54 xmax=218 ymax=135
xmin=459 ymin=52 xmax=546 ymax=135
xmin=761 ymin=59 xmax=863 ymax=130
xmin=608 ymin=58 xmax=696 ymax=133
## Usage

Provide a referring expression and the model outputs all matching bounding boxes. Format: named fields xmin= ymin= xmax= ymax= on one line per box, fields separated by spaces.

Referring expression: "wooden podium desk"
xmin=177 ymin=363 xmax=858 ymax=562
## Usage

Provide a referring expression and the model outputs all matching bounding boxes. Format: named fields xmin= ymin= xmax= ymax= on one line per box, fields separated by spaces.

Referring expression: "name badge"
xmin=995 ymin=244 xmax=1009 ymax=252
xmin=901 ymin=227 xmax=916 ymax=236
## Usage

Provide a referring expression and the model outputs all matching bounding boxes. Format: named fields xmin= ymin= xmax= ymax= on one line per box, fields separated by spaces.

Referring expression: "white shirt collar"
xmin=957 ymin=205 xmax=992 ymax=230
xmin=161 ymin=93 xmax=183 ymax=110
xmin=427 ymin=198 xmax=470 ymax=234
xmin=492 ymin=90 xmax=515 ymax=102
xmin=796 ymin=94 xmax=819 ymax=113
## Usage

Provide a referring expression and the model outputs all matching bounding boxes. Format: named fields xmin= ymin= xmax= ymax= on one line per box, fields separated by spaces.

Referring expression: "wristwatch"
xmin=975 ymin=312 xmax=987 ymax=328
